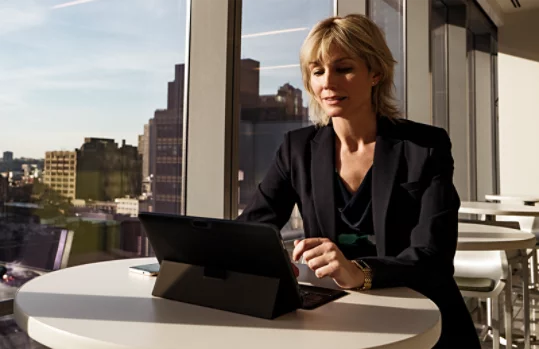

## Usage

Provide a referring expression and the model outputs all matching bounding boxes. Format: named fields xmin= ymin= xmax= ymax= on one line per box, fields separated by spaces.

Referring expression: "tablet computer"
xmin=138 ymin=212 xmax=346 ymax=316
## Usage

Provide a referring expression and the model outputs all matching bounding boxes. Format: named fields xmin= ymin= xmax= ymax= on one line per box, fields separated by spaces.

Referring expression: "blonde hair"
xmin=299 ymin=14 xmax=400 ymax=126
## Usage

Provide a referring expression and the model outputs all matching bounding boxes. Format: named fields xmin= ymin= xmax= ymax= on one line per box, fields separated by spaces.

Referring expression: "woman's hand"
xmin=292 ymin=238 xmax=365 ymax=289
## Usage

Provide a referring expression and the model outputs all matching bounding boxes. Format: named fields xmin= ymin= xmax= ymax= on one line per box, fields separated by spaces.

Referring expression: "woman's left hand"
xmin=292 ymin=238 xmax=365 ymax=289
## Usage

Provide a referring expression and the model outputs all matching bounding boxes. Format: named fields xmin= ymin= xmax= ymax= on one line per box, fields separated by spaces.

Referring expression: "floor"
xmin=0 ymin=316 xmax=48 ymax=349
xmin=473 ymin=291 xmax=539 ymax=349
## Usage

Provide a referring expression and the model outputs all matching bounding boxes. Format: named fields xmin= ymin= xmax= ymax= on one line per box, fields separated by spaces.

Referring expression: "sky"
xmin=0 ymin=0 xmax=332 ymax=159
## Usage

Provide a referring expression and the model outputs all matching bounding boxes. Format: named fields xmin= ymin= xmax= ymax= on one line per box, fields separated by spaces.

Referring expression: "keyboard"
xmin=299 ymin=284 xmax=347 ymax=310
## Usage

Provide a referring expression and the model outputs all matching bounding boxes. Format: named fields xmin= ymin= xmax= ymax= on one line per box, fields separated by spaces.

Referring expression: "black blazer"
xmin=238 ymin=117 xmax=480 ymax=348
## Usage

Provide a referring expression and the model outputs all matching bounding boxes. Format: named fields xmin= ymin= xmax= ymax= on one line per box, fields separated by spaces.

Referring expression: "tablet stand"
xmin=152 ymin=260 xmax=283 ymax=319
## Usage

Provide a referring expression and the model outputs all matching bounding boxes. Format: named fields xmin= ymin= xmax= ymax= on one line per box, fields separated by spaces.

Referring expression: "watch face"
xmin=354 ymin=260 xmax=369 ymax=270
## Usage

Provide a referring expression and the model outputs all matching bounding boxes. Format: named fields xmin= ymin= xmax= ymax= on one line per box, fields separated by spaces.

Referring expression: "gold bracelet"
xmin=351 ymin=260 xmax=373 ymax=290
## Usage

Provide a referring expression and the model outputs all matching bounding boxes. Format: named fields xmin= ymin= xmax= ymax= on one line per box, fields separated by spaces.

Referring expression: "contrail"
xmin=52 ymin=0 xmax=98 ymax=10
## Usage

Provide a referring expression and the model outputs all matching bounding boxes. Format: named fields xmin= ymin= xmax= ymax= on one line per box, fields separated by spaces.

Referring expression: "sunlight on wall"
xmin=498 ymin=53 xmax=539 ymax=195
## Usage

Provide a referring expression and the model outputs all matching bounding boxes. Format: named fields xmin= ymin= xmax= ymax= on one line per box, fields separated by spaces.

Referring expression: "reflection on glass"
xmin=431 ymin=0 xmax=449 ymax=130
xmin=238 ymin=0 xmax=333 ymax=232
xmin=369 ymin=0 xmax=405 ymax=114
xmin=0 ymin=0 xmax=187 ymax=267
xmin=467 ymin=29 xmax=477 ymax=201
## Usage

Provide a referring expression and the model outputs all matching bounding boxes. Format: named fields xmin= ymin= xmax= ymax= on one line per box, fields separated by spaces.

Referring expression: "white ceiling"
xmin=494 ymin=0 xmax=539 ymax=13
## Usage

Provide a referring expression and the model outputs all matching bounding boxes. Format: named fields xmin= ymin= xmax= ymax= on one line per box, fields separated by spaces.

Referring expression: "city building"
xmin=139 ymin=123 xmax=151 ymax=195
xmin=3 ymin=151 xmax=13 ymax=162
xmin=114 ymin=198 xmax=139 ymax=217
xmin=76 ymin=138 xmax=142 ymax=202
xmin=43 ymin=151 xmax=77 ymax=200
xmin=238 ymin=60 xmax=309 ymax=208
xmin=148 ymin=64 xmax=184 ymax=214
xmin=0 ymin=174 xmax=7 ymax=203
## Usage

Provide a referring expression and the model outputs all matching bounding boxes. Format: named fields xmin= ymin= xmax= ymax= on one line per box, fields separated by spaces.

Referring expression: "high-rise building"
xmin=76 ymin=138 xmax=142 ymax=201
xmin=239 ymin=59 xmax=260 ymax=109
xmin=139 ymin=124 xmax=150 ymax=182
xmin=138 ymin=124 xmax=152 ymax=205
xmin=238 ymin=60 xmax=309 ymax=207
xmin=261 ymin=83 xmax=308 ymax=121
xmin=3 ymin=151 xmax=13 ymax=162
xmin=43 ymin=151 xmax=77 ymax=200
xmin=0 ymin=174 xmax=8 ymax=203
xmin=148 ymin=64 xmax=184 ymax=214
xmin=145 ymin=60 xmax=308 ymax=212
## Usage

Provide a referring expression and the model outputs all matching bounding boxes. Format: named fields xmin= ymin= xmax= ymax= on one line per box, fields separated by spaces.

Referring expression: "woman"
xmin=238 ymin=14 xmax=480 ymax=349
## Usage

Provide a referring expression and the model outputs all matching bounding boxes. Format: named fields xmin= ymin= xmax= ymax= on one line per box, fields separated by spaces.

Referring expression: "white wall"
xmin=498 ymin=9 xmax=539 ymax=195
xmin=447 ymin=9 xmax=472 ymax=200
xmin=406 ymin=0 xmax=431 ymax=125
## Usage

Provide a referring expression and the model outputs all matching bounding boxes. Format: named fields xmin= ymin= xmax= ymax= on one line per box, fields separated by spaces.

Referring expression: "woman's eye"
xmin=312 ymin=70 xmax=323 ymax=76
xmin=337 ymin=67 xmax=352 ymax=73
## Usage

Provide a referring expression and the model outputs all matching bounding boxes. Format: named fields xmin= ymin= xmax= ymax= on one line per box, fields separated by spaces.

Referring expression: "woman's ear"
xmin=371 ymin=73 xmax=381 ymax=86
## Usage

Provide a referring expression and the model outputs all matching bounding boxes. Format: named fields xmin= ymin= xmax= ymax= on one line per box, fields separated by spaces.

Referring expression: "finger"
xmin=302 ymin=243 xmax=337 ymax=263
xmin=292 ymin=238 xmax=326 ymax=262
xmin=294 ymin=239 xmax=301 ymax=247
xmin=313 ymin=262 xmax=339 ymax=279
xmin=306 ymin=254 xmax=330 ymax=272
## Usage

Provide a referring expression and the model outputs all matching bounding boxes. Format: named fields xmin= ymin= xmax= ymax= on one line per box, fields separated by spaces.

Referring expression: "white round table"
xmin=458 ymin=223 xmax=536 ymax=251
xmin=485 ymin=194 xmax=539 ymax=206
xmin=457 ymin=223 xmax=536 ymax=349
xmin=14 ymin=258 xmax=441 ymax=349
xmin=459 ymin=201 xmax=539 ymax=218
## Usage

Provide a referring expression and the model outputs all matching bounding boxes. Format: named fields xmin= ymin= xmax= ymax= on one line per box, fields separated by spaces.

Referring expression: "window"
xmin=237 ymin=0 xmax=334 ymax=232
xmin=0 ymin=0 xmax=187 ymax=266
xmin=431 ymin=0 xmax=449 ymax=129
xmin=369 ymin=0 xmax=406 ymax=114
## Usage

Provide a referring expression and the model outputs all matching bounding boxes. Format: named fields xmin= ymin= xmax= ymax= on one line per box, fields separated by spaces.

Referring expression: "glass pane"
xmin=491 ymin=37 xmax=499 ymax=193
xmin=0 ymin=0 xmax=187 ymax=268
xmin=431 ymin=1 xmax=449 ymax=130
xmin=238 ymin=0 xmax=333 ymax=233
xmin=467 ymin=30 xmax=477 ymax=201
xmin=369 ymin=0 xmax=405 ymax=114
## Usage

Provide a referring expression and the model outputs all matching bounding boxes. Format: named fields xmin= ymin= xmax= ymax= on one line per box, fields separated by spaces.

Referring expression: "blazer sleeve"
xmin=236 ymin=132 xmax=298 ymax=230
xmin=361 ymin=129 xmax=460 ymax=289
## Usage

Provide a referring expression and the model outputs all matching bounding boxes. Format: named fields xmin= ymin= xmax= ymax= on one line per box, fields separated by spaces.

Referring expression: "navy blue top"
xmin=334 ymin=167 xmax=377 ymax=260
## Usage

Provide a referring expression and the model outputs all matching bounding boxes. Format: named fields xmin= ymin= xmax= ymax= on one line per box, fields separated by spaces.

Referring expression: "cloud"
xmin=137 ymin=0 xmax=174 ymax=18
xmin=0 ymin=93 xmax=25 ymax=112
xmin=0 ymin=2 xmax=47 ymax=35
xmin=0 ymin=49 xmax=183 ymax=114
xmin=93 ymin=50 xmax=184 ymax=73
xmin=0 ymin=49 xmax=182 ymax=81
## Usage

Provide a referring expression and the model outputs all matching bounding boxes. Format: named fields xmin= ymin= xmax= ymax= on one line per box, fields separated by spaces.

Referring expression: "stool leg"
xmin=504 ymin=276 xmax=513 ymax=348
xmin=492 ymin=296 xmax=500 ymax=349
xmin=522 ymin=252 xmax=531 ymax=349
xmin=531 ymin=249 xmax=538 ymax=288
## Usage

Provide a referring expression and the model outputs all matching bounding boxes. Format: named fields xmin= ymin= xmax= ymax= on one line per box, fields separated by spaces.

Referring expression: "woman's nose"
xmin=322 ymin=71 xmax=337 ymax=89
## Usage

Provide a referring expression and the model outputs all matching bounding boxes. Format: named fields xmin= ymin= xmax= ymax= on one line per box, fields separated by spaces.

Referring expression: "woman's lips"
xmin=323 ymin=96 xmax=347 ymax=105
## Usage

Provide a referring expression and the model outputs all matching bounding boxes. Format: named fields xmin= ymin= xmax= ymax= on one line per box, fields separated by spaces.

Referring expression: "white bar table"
xmin=14 ymin=258 xmax=441 ymax=349
xmin=460 ymin=201 xmax=539 ymax=290
xmin=458 ymin=223 xmax=536 ymax=251
xmin=483 ymin=196 xmax=539 ymax=290
xmin=485 ymin=195 xmax=539 ymax=207
xmin=460 ymin=201 xmax=539 ymax=221
xmin=458 ymin=223 xmax=537 ymax=349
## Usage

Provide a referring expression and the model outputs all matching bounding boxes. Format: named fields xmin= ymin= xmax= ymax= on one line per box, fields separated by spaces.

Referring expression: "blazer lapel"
xmin=372 ymin=118 xmax=403 ymax=257
xmin=310 ymin=126 xmax=336 ymax=240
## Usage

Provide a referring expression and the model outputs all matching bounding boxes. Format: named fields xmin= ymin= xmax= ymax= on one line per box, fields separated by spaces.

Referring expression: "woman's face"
xmin=309 ymin=46 xmax=378 ymax=120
